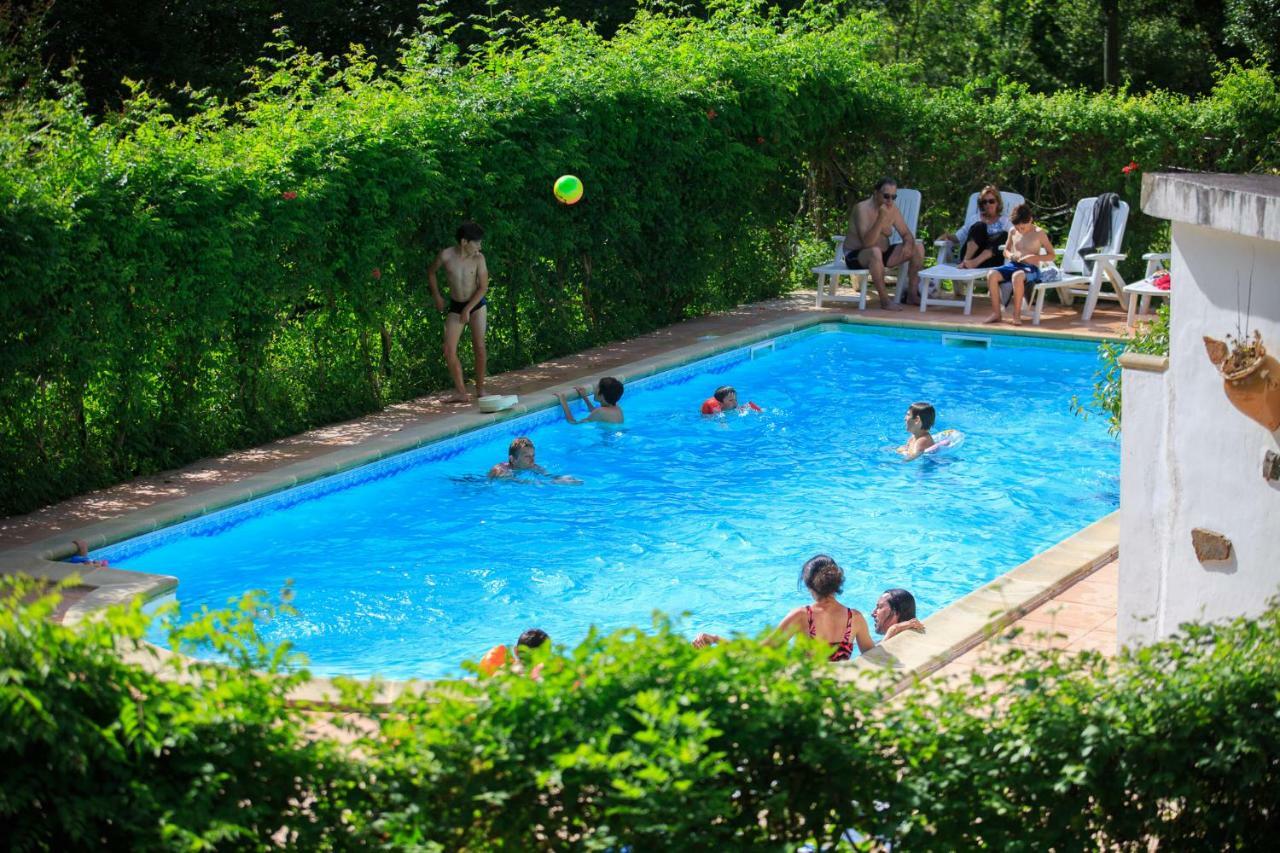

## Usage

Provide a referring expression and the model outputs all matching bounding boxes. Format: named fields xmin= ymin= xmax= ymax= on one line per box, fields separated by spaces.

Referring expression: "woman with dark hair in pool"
xmin=693 ymin=554 xmax=875 ymax=660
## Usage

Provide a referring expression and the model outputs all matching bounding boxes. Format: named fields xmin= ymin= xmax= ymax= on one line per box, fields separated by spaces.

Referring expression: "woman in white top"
xmin=945 ymin=184 xmax=1011 ymax=270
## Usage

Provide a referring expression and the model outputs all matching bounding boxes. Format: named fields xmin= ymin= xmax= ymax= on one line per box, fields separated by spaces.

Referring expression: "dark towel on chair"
xmin=1077 ymin=192 xmax=1121 ymax=257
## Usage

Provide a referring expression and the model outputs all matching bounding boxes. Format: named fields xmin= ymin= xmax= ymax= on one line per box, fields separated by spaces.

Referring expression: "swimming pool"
xmin=93 ymin=324 xmax=1118 ymax=679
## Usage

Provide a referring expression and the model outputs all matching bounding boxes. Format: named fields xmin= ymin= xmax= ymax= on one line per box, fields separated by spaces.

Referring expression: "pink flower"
xmin=1121 ymin=161 xmax=1139 ymax=175
xmin=706 ymin=109 xmax=717 ymax=120
xmin=281 ymin=190 xmax=297 ymax=200
xmin=371 ymin=268 xmax=382 ymax=280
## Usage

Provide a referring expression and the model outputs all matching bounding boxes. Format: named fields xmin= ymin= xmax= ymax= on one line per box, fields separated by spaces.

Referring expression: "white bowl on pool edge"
xmin=477 ymin=394 xmax=518 ymax=413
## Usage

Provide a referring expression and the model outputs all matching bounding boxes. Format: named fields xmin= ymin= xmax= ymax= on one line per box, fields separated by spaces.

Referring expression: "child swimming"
xmin=898 ymin=402 xmax=936 ymax=459
xmin=488 ymin=437 xmax=580 ymax=484
xmin=700 ymin=385 xmax=761 ymax=415
xmin=557 ymin=377 xmax=624 ymax=425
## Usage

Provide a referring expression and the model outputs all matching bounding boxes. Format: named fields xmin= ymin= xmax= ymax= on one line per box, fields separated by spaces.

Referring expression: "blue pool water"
xmin=96 ymin=325 xmax=1118 ymax=679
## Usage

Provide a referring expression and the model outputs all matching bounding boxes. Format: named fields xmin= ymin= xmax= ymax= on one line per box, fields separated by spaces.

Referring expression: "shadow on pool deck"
xmin=0 ymin=291 xmax=1127 ymax=551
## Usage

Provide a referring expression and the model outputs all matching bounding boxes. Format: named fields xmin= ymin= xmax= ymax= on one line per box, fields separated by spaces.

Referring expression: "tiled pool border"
xmin=1 ymin=312 xmax=1121 ymax=699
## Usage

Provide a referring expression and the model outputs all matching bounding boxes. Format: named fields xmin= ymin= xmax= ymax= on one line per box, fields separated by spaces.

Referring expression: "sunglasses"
xmin=980 ymin=198 xmax=998 ymax=206
xmin=881 ymin=192 xmax=897 ymax=200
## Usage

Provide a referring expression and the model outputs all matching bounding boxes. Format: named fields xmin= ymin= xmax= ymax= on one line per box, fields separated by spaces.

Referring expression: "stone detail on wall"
xmin=1191 ymin=528 xmax=1233 ymax=563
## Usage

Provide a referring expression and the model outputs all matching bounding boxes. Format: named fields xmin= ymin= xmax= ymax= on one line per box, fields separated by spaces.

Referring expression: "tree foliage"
xmin=3 ymin=0 xmax=1276 ymax=110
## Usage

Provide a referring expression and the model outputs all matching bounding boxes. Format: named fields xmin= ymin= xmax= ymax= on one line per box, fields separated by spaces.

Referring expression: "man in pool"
xmin=487 ymin=437 xmax=580 ymax=484
xmin=898 ymin=401 xmax=936 ymax=459
xmin=556 ymin=376 xmax=624 ymax=424
xmin=872 ymin=588 xmax=926 ymax=639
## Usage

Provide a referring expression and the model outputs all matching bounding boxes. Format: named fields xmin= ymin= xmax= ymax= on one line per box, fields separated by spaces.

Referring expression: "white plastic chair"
xmin=1030 ymin=197 xmax=1131 ymax=325
xmin=1123 ymin=252 xmax=1172 ymax=327
xmin=812 ymin=188 xmax=922 ymax=310
xmin=918 ymin=190 xmax=1026 ymax=314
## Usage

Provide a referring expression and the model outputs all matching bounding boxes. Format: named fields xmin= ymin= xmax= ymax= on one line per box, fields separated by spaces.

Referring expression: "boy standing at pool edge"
xmin=428 ymin=222 xmax=489 ymax=403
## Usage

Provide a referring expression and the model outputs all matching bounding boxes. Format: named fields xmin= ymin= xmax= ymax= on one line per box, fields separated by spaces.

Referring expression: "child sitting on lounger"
xmin=557 ymin=377 xmax=624 ymax=424
xmin=898 ymin=402 xmax=936 ymax=459
xmin=983 ymin=203 xmax=1055 ymax=326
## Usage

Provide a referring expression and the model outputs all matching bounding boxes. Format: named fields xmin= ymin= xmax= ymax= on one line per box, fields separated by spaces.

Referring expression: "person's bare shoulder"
xmin=778 ymin=605 xmax=808 ymax=631
xmin=588 ymin=407 xmax=623 ymax=424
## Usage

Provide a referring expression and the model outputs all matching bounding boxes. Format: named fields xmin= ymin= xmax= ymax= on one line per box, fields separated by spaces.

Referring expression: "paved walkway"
xmin=929 ymin=558 xmax=1120 ymax=683
xmin=0 ymin=291 xmax=1128 ymax=548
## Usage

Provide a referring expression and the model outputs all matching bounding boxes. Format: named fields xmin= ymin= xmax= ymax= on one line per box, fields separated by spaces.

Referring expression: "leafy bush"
xmin=6 ymin=577 xmax=1280 ymax=849
xmin=0 ymin=579 xmax=368 ymax=850
xmin=1074 ymin=301 xmax=1171 ymax=434
xmin=1 ymin=4 xmax=1276 ymax=514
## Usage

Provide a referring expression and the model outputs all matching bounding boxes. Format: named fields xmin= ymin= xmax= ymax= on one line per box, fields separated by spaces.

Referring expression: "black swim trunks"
xmin=449 ymin=296 xmax=488 ymax=316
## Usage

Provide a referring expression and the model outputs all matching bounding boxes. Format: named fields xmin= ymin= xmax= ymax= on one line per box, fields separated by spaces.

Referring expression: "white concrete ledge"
xmin=1142 ymin=172 xmax=1280 ymax=242
xmin=1118 ymin=352 xmax=1169 ymax=373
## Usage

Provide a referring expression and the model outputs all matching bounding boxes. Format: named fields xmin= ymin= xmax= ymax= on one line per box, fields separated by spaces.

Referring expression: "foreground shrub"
xmin=0 ymin=580 xmax=366 ymax=850
xmin=5 ymin=577 xmax=1280 ymax=849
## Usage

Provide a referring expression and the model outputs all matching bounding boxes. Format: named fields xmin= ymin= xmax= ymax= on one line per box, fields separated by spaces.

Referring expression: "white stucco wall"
xmin=1118 ymin=355 xmax=1170 ymax=644
xmin=1120 ymin=214 xmax=1280 ymax=645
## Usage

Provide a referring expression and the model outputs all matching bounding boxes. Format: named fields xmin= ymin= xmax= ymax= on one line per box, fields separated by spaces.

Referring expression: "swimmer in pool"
xmin=557 ymin=376 xmax=624 ymax=425
xmin=488 ymin=437 xmax=580 ymax=484
xmin=701 ymin=385 xmax=761 ymax=415
xmin=898 ymin=402 xmax=936 ymax=459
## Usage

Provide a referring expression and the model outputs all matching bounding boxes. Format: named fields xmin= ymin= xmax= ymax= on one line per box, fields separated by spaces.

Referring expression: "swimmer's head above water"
xmin=905 ymin=402 xmax=936 ymax=434
xmin=713 ymin=385 xmax=739 ymax=411
xmin=799 ymin=554 xmax=845 ymax=600
xmin=596 ymin=376 xmax=624 ymax=406
xmin=507 ymin=436 xmax=537 ymax=469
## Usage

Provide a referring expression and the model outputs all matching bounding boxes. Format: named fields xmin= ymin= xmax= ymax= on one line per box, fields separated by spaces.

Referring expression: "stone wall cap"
xmin=1141 ymin=172 xmax=1280 ymax=242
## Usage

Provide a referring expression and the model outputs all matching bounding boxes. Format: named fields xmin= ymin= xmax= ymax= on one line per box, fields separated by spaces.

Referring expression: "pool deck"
xmin=926 ymin=557 xmax=1119 ymax=683
xmin=1 ymin=291 xmax=1129 ymax=690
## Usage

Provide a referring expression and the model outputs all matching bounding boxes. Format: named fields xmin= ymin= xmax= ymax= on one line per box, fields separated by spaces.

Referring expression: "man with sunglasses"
xmin=843 ymin=176 xmax=924 ymax=309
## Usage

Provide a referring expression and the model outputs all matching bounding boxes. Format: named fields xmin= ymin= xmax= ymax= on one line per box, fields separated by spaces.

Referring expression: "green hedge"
xmin=5 ymin=577 xmax=1280 ymax=849
xmin=2 ymin=5 xmax=1277 ymax=515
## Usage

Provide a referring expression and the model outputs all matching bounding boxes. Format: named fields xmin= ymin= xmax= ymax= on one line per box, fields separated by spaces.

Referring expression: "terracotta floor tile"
xmin=1018 ymin=600 xmax=1114 ymax=633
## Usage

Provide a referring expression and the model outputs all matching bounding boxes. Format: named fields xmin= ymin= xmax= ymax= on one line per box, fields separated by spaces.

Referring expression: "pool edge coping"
xmin=838 ymin=511 xmax=1119 ymax=691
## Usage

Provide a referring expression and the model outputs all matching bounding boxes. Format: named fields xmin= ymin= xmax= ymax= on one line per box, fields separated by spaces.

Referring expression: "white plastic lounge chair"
xmin=1123 ymin=252 xmax=1172 ymax=327
xmin=812 ymin=188 xmax=922 ymax=310
xmin=1029 ymin=196 xmax=1131 ymax=325
xmin=918 ymin=190 xmax=1026 ymax=314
